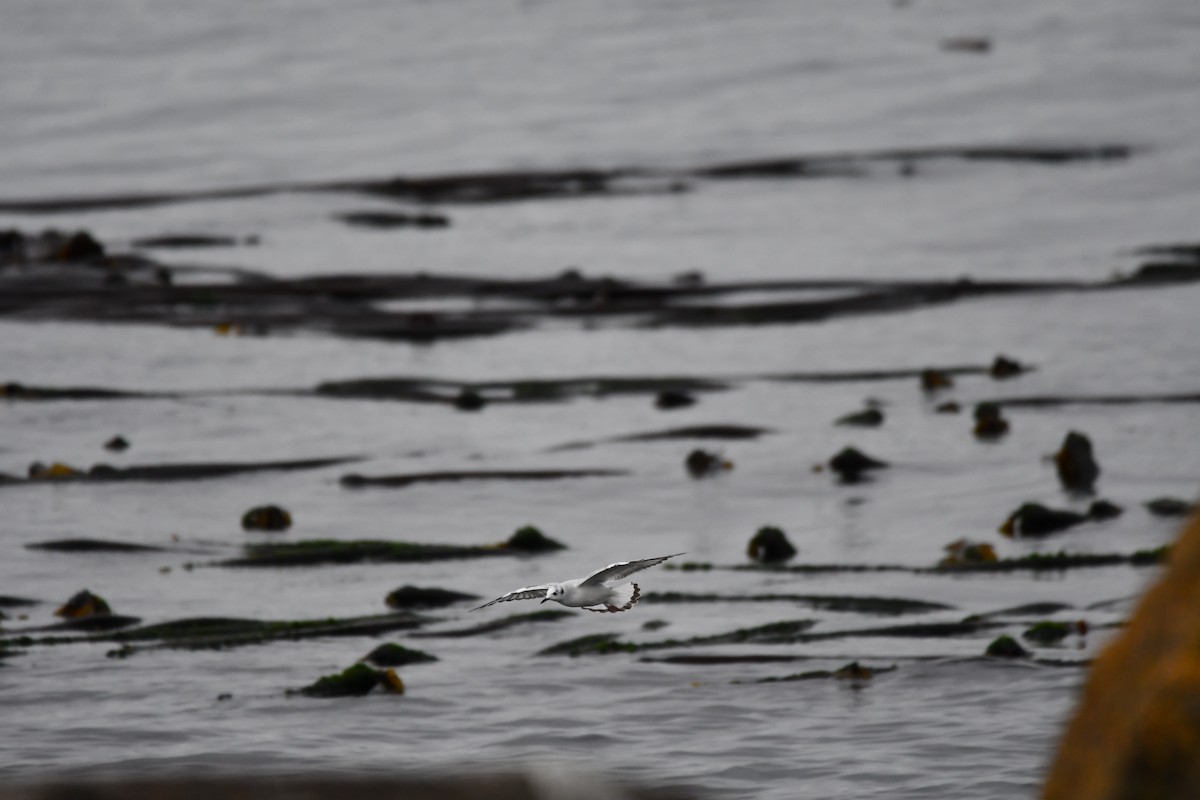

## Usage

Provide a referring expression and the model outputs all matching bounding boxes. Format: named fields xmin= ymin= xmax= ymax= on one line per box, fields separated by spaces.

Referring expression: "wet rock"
xmin=0 ymin=595 xmax=38 ymax=609
xmin=1023 ymin=621 xmax=1071 ymax=645
xmin=999 ymin=503 xmax=1087 ymax=538
xmin=454 ymin=389 xmax=485 ymax=411
xmin=921 ymin=369 xmax=954 ymax=392
xmin=747 ymin=526 xmax=798 ymax=563
xmin=1144 ymin=497 xmax=1196 ymax=517
xmin=56 ymin=230 xmax=105 ymax=262
xmin=504 ymin=525 xmax=566 ymax=553
xmin=1087 ymin=500 xmax=1124 ymax=521
xmin=828 ymin=447 xmax=888 ymax=483
xmin=973 ymin=402 xmax=1010 ymax=439
xmin=241 ymin=505 xmax=293 ymax=532
xmin=54 ymin=589 xmax=112 ymax=619
xmin=1055 ymin=431 xmax=1100 ymax=493
xmin=939 ymin=538 xmax=997 ymax=567
xmin=941 ymin=36 xmax=992 ymax=53
xmin=935 ymin=401 xmax=962 ymax=414
xmin=384 ymin=585 xmax=479 ymax=610
xmin=989 ymin=354 xmax=1026 ymax=379
xmin=361 ymin=642 xmax=437 ymax=667
xmin=103 ymin=435 xmax=130 ymax=452
xmin=834 ymin=408 xmax=884 ymax=427
xmin=986 ymin=635 xmax=1030 ymax=658
xmin=684 ymin=449 xmax=730 ymax=478
xmin=1044 ymin=512 xmax=1200 ymax=799
xmin=294 ymin=663 xmax=388 ymax=698
xmin=655 ymin=389 xmax=696 ymax=410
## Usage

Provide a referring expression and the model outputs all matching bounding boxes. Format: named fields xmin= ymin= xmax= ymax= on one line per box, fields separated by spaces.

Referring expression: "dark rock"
xmin=103 ymin=435 xmax=130 ymax=452
xmin=973 ymin=402 xmax=1010 ymax=439
xmin=1144 ymin=497 xmax=1196 ymax=517
xmin=56 ymin=230 xmax=105 ymax=262
xmin=747 ymin=526 xmax=798 ymax=563
xmin=504 ymin=525 xmax=566 ymax=553
xmin=684 ymin=449 xmax=729 ymax=478
xmin=935 ymin=401 xmax=962 ymax=414
xmin=921 ymin=369 xmax=954 ymax=391
xmin=361 ymin=642 xmax=437 ymax=667
xmin=1000 ymin=503 xmax=1087 ymax=537
xmin=241 ymin=505 xmax=293 ymax=532
xmin=835 ymin=408 xmax=884 ymax=427
xmin=26 ymin=538 xmax=163 ymax=553
xmin=655 ymin=390 xmax=696 ymax=410
xmin=1087 ymin=500 xmax=1124 ymax=521
xmin=828 ymin=447 xmax=888 ymax=482
xmin=54 ymin=589 xmax=111 ymax=618
xmin=0 ymin=228 xmax=26 ymax=259
xmin=989 ymin=354 xmax=1026 ymax=379
xmin=986 ymin=635 xmax=1030 ymax=658
xmin=1023 ymin=621 xmax=1072 ymax=645
xmin=335 ymin=211 xmax=450 ymax=229
xmin=384 ymin=585 xmax=479 ymax=610
xmin=454 ymin=389 xmax=486 ymax=411
xmin=1055 ymin=431 xmax=1100 ymax=492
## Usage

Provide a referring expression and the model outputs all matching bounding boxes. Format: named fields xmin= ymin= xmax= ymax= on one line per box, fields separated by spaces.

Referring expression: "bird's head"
xmin=541 ymin=584 xmax=565 ymax=604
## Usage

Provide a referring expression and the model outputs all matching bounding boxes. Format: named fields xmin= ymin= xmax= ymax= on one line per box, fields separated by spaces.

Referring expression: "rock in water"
xmin=985 ymin=635 xmax=1030 ymax=658
xmin=834 ymin=408 xmax=884 ymax=427
xmin=999 ymin=503 xmax=1087 ymax=537
xmin=1055 ymin=431 xmax=1100 ymax=492
xmin=828 ymin=447 xmax=888 ymax=482
xmin=747 ymin=526 xmax=797 ymax=563
xmin=655 ymin=390 xmax=696 ymax=410
xmin=973 ymin=402 xmax=1010 ymax=439
xmin=1044 ymin=511 xmax=1200 ymax=799
xmin=684 ymin=449 xmax=730 ymax=478
xmin=241 ymin=505 xmax=292 ymax=532
xmin=54 ymin=589 xmax=112 ymax=618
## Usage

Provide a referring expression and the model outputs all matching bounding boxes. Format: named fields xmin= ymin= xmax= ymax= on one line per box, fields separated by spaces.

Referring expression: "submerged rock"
xmin=828 ymin=447 xmax=888 ymax=483
xmin=454 ymin=389 xmax=486 ymax=411
xmin=999 ymin=503 xmax=1087 ymax=537
xmin=335 ymin=211 xmax=450 ymax=229
xmin=985 ymin=635 xmax=1030 ymax=658
xmin=655 ymin=390 xmax=696 ymax=410
xmin=834 ymin=408 xmax=884 ymax=427
xmin=294 ymin=663 xmax=389 ymax=698
xmin=103 ymin=435 xmax=130 ymax=452
xmin=1087 ymin=500 xmax=1124 ymax=521
xmin=1144 ymin=497 xmax=1196 ymax=517
xmin=56 ymin=230 xmax=105 ymax=262
xmin=385 ymin=585 xmax=479 ymax=610
xmin=1055 ymin=431 xmax=1100 ymax=493
xmin=504 ymin=525 xmax=566 ymax=553
xmin=1022 ymin=621 xmax=1073 ymax=645
xmin=989 ymin=354 xmax=1026 ymax=379
xmin=921 ymin=369 xmax=954 ymax=392
xmin=935 ymin=401 xmax=962 ymax=414
xmin=241 ymin=505 xmax=293 ymax=532
xmin=747 ymin=526 xmax=798 ymax=563
xmin=54 ymin=589 xmax=111 ymax=619
xmin=684 ymin=449 xmax=730 ymax=478
xmin=361 ymin=642 xmax=437 ymax=667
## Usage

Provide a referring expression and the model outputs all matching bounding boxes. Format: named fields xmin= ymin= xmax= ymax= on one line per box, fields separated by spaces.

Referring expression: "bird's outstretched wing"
xmin=580 ymin=553 xmax=685 ymax=587
xmin=470 ymin=585 xmax=551 ymax=612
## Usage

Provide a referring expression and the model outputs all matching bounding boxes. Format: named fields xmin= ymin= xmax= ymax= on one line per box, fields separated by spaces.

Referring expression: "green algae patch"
xmin=642 ymin=592 xmax=951 ymax=616
xmin=503 ymin=525 xmax=566 ymax=553
xmin=361 ymin=642 xmax=437 ymax=667
xmin=220 ymin=538 xmax=506 ymax=567
xmin=412 ymin=609 xmax=571 ymax=639
xmin=1023 ymin=621 xmax=1073 ymax=645
xmin=292 ymin=664 xmax=389 ymax=698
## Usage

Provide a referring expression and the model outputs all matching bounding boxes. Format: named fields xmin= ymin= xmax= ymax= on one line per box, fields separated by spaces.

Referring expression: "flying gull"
xmin=471 ymin=553 xmax=684 ymax=613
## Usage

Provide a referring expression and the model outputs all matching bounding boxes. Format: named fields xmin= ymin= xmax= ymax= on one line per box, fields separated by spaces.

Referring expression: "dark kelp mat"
xmin=409 ymin=609 xmax=573 ymax=639
xmin=549 ymin=424 xmax=773 ymax=451
xmin=0 ymin=612 xmax=432 ymax=656
xmin=0 ymin=142 xmax=1131 ymax=213
xmin=339 ymin=468 xmax=629 ymax=488
xmin=641 ymin=592 xmax=952 ymax=615
xmin=0 ymin=456 xmax=359 ymax=487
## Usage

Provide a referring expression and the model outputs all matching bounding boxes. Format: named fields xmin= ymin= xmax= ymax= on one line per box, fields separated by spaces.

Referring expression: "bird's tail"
xmin=584 ymin=583 xmax=641 ymax=613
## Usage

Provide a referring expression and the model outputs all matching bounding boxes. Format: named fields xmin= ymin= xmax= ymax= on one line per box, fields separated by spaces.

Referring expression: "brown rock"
xmin=1044 ymin=512 xmax=1200 ymax=799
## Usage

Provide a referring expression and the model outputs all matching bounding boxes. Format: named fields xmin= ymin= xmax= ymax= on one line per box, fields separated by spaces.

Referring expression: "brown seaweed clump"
xmin=1055 ymin=431 xmax=1100 ymax=493
xmin=939 ymin=538 xmax=997 ymax=566
xmin=921 ymin=369 xmax=954 ymax=392
xmin=973 ymin=402 xmax=1010 ymax=439
xmin=828 ymin=447 xmax=888 ymax=483
xmin=989 ymin=354 xmax=1026 ymax=379
xmin=241 ymin=505 xmax=293 ymax=532
xmin=55 ymin=589 xmax=112 ymax=619
xmin=292 ymin=664 xmax=404 ymax=698
xmin=747 ymin=526 xmax=798 ymax=563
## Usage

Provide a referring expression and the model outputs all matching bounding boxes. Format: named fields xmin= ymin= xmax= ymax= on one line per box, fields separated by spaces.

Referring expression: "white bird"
xmin=471 ymin=553 xmax=684 ymax=613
